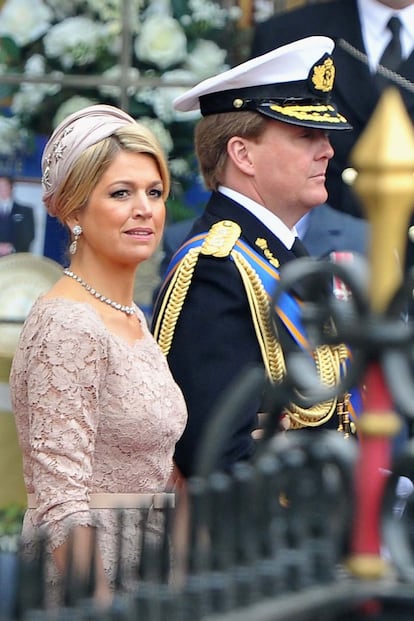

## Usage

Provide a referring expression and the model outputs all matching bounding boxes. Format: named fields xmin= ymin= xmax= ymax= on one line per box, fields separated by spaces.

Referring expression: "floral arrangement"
xmin=0 ymin=0 xmax=243 ymax=220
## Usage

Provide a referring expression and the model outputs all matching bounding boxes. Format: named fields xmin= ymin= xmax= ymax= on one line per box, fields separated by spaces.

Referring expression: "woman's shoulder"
xmin=35 ymin=295 xmax=100 ymax=316
xmin=25 ymin=297 xmax=107 ymax=338
xmin=11 ymin=297 xmax=110 ymax=376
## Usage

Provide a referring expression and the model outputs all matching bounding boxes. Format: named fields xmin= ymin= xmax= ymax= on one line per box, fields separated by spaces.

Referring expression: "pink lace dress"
xmin=10 ymin=297 xmax=187 ymax=605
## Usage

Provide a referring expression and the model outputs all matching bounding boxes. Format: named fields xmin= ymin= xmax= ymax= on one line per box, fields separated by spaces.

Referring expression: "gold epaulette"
xmin=200 ymin=220 xmax=241 ymax=257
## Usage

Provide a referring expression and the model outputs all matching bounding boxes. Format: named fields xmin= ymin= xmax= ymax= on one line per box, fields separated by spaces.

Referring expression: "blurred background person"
xmin=0 ymin=175 xmax=35 ymax=256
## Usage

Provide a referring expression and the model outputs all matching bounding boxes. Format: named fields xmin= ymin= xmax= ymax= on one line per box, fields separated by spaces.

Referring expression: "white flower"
xmin=0 ymin=0 xmax=53 ymax=47
xmin=170 ymin=158 xmax=191 ymax=178
xmin=43 ymin=17 xmax=110 ymax=69
xmin=151 ymin=88 xmax=185 ymax=124
xmin=184 ymin=39 xmax=228 ymax=80
xmin=142 ymin=0 xmax=172 ymax=17
xmin=134 ymin=75 xmax=199 ymax=123
xmin=11 ymin=86 xmax=49 ymax=116
xmin=85 ymin=0 xmax=143 ymax=28
xmin=99 ymin=65 xmax=141 ymax=99
xmin=52 ymin=96 xmax=97 ymax=129
xmin=159 ymin=72 xmax=202 ymax=122
xmin=161 ymin=69 xmax=195 ymax=86
xmin=38 ymin=0 xmax=76 ymax=20
xmin=186 ymin=0 xmax=228 ymax=30
xmin=44 ymin=0 xmax=144 ymax=26
xmin=139 ymin=117 xmax=173 ymax=154
xmin=254 ymin=0 xmax=277 ymax=24
xmin=134 ymin=15 xmax=187 ymax=70
xmin=0 ymin=117 xmax=28 ymax=156
xmin=10 ymin=54 xmax=62 ymax=118
xmin=24 ymin=54 xmax=46 ymax=77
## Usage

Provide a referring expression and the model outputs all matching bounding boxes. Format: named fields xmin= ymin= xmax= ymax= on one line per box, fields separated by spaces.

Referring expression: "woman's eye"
xmin=111 ymin=189 xmax=128 ymax=199
xmin=149 ymin=188 xmax=163 ymax=198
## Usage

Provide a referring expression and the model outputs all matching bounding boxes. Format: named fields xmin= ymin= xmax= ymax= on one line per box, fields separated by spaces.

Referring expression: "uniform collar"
xmin=218 ymin=185 xmax=298 ymax=250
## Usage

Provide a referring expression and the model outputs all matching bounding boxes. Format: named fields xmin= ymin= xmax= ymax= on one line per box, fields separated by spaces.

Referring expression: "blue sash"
xmin=161 ymin=233 xmax=309 ymax=345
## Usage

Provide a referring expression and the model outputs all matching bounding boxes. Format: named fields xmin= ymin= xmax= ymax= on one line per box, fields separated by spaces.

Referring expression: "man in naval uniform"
xmin=152 ymin=37 xmax=360 ymax=478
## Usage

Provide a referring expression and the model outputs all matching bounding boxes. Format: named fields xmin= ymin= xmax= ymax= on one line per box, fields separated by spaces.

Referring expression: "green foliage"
xmin=0 ymin=35 xmax=20 ymax=65
xmin=166 ymin=195 xmax=197 ymax=223
xmin=0 ymin=504 xmax=24 ymax=537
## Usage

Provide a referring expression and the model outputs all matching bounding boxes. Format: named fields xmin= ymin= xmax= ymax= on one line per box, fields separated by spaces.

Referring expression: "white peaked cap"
xmin=173 ymin=36 xmax=351 ymax=131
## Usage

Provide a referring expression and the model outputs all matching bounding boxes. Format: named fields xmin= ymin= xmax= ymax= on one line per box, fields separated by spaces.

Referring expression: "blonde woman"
xmin=10 ymin=104 xmax=187 ymax=607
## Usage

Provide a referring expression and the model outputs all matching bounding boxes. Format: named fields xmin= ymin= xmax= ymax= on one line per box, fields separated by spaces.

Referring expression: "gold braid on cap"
xmin=154 ymin=220 xmax=350 ymax=429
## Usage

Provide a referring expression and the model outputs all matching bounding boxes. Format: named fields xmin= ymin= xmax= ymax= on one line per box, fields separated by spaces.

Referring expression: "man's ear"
xmin=227 ymin=136 xmax=255 ymax=176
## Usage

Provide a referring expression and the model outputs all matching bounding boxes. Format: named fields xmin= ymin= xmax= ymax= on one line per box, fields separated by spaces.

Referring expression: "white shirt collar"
xmin=295 ymin=211 xmax=310 ymax=240
xmin=218 ymin=185 xmax=298 ymax=250
xmin=0 ymin=198 xmax=12 ymax=212
xmin=357 ymin=0 xmax=414 ymax=70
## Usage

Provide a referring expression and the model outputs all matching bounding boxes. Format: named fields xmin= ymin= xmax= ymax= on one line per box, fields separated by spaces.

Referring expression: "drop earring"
xmin=69 ymin=224 xmax=82 ymax=255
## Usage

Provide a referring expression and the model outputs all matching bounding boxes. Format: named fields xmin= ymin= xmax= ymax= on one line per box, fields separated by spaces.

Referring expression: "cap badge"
xmin=311 ymin=56 xmax=335 ymax=93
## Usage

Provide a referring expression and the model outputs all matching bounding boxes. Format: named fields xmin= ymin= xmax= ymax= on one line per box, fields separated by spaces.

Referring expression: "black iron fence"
xmin=2 ymin=429 xmax=414 ymax=621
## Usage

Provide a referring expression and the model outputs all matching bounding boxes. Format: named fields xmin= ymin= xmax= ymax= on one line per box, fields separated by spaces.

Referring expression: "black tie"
xmin=291 ymin=237 xmax=309 ymax=258
xmin=376 ymin=16 xmax=402 ymax=89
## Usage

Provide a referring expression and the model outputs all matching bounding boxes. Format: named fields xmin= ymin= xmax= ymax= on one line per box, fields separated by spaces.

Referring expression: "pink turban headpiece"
xmin=41 ymin=104 xmax=136 ymax=216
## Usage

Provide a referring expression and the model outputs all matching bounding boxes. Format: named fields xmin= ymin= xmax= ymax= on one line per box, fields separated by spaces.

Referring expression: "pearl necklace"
xmin=63 ymin=269 xmax=136 ymax=316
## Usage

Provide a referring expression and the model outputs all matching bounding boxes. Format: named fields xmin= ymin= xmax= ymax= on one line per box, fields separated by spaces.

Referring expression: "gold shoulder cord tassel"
xmin=231 ymin=253 xmax=351 ymax=431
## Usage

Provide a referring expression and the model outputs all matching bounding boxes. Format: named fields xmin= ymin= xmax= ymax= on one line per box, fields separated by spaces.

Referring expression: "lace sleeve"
xmin=21 ymin=304 xmax=108 ymax=549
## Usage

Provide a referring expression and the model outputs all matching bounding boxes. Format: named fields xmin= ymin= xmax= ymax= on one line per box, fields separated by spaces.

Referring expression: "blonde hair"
xmin=195 ymin=111 xmax=268 ymax=190
xmin=53 ymin=124 xmax=170 ymax=223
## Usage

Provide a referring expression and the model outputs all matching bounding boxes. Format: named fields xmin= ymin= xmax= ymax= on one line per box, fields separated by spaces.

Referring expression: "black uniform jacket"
xmin=152 ymin=191 xmax=310 ymax=478
xmin=251 ymin=0 xmax=414 ymax=231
